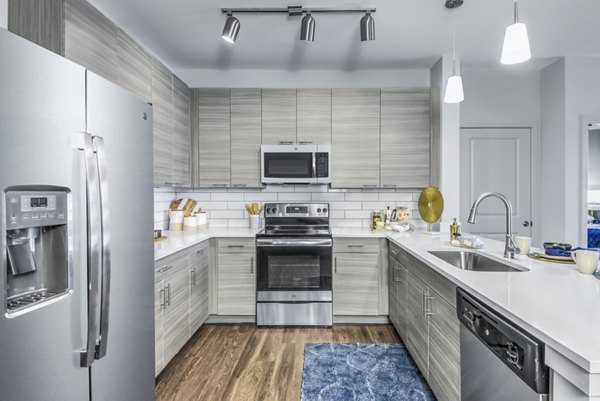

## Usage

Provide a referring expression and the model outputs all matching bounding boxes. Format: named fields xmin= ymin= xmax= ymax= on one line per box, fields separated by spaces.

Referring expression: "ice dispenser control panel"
xmin=7 ymin=192 xmax=66 ymax=229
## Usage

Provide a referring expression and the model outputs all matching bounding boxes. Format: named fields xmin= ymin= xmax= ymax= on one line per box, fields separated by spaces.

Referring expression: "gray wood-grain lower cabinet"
xmin=331 ymin=88 xmax=381 ymax=188
xmin=217 ymin=238 xmax=256 ymax=316
xmin=297 ymin=89 xmax=332 ymax=145
xmin=198 ymin=88 xmax=231 ymax=188
xmin=392 ymin=244 xmax=460 ymax=401
xmin=381 ymin=88 xmax=431 ymax=188
xmin=117 ymin=28 xmax=152 ymax=103
xmin=172 ymin=75 xmax=191 ymax=187
xmin=261 ymin=89 xmax=297 ymax=145
xmin=389 ymin=247 xmax=408 ymax=339
xmin=231 ymin=89 xmax=262 ymax=188
xmin=154 ymin=281 xmax=165 ymax=377
xmin=189 ymin=242 xmax=209 ymax=334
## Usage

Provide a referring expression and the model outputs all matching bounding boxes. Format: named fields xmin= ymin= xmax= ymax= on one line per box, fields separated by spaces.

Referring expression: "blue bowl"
xmin=543 ymin=242 xmax=572 ymax=251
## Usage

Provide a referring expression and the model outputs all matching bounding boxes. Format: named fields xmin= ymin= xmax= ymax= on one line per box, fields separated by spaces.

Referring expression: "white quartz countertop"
xmin=154 ymin=227 xmax=600 ymax=375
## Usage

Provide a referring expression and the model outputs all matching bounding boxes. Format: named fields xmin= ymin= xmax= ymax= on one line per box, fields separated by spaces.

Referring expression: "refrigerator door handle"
xmin=93 ymin=136 xmax=111 ymax=360
xmin=80 ymin=132 xmax=102 ymax=368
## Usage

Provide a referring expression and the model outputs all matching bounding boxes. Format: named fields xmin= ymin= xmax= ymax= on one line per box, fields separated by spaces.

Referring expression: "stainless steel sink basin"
xmin=428 ymin=250 xmax=527 ymax=272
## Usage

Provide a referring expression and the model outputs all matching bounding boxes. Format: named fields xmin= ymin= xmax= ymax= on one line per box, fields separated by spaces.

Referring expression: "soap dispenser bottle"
xmin=450 ymin=218 xmax=461 ymax=241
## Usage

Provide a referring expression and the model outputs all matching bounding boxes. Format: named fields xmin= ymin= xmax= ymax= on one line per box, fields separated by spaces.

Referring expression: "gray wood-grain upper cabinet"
xmin=332 ymin=238 xmax=380 ymax=316
xmin=152 ymin=58 xmax=174 ymax=187
xmin=331 ymin=89 xmax=381 ymax=188
xmin=231 ymin=89 xmax=262 ymax=188
xmin=117 ymin=28 xmax=152 ymax=103
xmin=189 ymin=242 xmax=209 ymax=334
xmin=198 ymin=88 xmax=231 ymax=188
xmin=297 ymin=89 xmax=332 ymax=144
xmin=216 ymin=238 xmax=256 ymax=316
xmin=381 ymin=88 xmax=431 ymax=188
xmin=8 ymin=0 xmax=64 ymax=55
xmin=261 ymin=89 xmax=297 ymax=145
xmin=172 ymin=75 xmax=191 ymax=187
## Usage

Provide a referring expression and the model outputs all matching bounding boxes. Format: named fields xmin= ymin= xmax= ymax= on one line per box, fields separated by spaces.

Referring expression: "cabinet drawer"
xmin=155 ymin=251 xmax=189 ymax=283
xmin=333 ymin=238 xmax=380 ymax=253
xmin=189 ymin=241 xmax=209 ymax=263
xmin=217 ymin=238 xmax=255 ymax=253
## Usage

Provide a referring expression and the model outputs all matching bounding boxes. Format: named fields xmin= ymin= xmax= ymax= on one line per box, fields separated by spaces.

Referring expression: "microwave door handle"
xmin=93 ymin=136 xmax=111 ymax=360
xmin=312 ymin=153 xmax=317 ymax=178
xmin=79 ymin=133 xmax=102 ymax=368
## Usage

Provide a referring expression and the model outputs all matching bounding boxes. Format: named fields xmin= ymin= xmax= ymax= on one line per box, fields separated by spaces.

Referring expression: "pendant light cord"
xmin=514 ymin=0 xmax=519 ymax=23
xmin=451 ymin=9 xmax=457 ymax=76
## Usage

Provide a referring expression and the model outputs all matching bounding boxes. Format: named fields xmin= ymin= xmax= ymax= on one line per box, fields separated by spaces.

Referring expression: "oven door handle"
xmin=256 ymin=238 xmax=332 ymax=247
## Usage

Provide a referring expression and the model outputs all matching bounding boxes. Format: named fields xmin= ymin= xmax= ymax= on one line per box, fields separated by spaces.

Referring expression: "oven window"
xmin=264 ymin=152 xmax=313 ymax=178
xmin=267 ymin=255 xmax=320 ymax=289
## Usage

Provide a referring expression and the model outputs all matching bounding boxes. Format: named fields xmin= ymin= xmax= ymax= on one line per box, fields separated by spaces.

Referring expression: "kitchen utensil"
xmin=249 ymin=214 xmax=260 ymax=229
xmin=572 ymin=249 xmax=600 ymax=274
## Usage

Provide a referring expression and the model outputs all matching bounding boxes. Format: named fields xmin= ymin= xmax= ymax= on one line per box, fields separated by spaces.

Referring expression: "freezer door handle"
xmin=93 ymin=136 xmax=111 ymax=361
xmin=80 ymin=133 xmax=102 ymax=368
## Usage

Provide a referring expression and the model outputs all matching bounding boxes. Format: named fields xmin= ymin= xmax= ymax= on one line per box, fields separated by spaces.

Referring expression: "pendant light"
xmin=360 ymin=12 xmax=375 ymax=41
xmin=222 ymin=13 xmax=240 ymax=43
xmin=300 ymin=13 xmax=316 ymax=42
xmin=501 ymin=0 xmax=531 ymax=64
xmin=444 ymin=8 xmax=464 ymax=104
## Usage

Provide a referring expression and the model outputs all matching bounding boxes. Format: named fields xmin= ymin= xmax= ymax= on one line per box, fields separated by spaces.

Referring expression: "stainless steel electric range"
xmin=256 ymin=203 xmax=332 ymax=326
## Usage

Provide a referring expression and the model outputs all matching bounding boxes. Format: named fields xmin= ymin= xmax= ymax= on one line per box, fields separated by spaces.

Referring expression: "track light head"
xmin=222 ymin=14 xmax=240 ymax=43
xmin=360 ymin=13 xmax=375 ymax=41
xmin=300 ymin=13 xmax=316 ymax=42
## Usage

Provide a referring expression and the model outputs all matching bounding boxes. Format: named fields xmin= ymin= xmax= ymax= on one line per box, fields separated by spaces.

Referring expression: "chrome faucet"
xmin=467 ymin=192 xmax=519 ymax=259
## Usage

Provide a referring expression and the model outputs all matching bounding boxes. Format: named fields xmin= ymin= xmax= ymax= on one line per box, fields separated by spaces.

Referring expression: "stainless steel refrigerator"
xmin=0 ymin=30 xmax=155 ymax=401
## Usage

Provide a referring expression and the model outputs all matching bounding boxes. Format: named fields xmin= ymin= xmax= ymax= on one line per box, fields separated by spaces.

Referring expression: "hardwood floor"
xmin=155 ymin=324 xmax=401 ymax=401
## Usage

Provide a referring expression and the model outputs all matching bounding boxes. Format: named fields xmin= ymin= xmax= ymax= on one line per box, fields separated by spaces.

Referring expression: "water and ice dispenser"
xmin=4 ymin=186 xmax=71 ymax=314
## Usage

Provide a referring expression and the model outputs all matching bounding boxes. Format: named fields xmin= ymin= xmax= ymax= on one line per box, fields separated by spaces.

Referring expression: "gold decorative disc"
xmin=418 ymin=187 xmax=444 ymax=224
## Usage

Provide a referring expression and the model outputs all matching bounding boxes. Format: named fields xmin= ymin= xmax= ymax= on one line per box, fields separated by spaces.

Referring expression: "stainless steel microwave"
xmin=261 ymin=144 xmax=331 ymax=184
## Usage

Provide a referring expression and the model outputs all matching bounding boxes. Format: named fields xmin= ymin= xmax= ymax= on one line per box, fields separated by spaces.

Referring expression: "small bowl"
xmin=543 ymin=242 xmax=572 ymax=251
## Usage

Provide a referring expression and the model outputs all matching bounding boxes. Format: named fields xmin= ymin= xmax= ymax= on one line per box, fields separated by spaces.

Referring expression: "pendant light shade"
xmin=360 ymin=13 xmax=375 ymax=41
xmin=300 ymin=13 xmax=315 ymax=42
xmin=501 ymin=22 xmax=531 ymax=64
xmin=444 ymin=75 xmax=464 ymax=104
xmin=500 ymin=1 xmax=531 ymax=64
xmin=222 ymin=15 xmax=240 ymax=43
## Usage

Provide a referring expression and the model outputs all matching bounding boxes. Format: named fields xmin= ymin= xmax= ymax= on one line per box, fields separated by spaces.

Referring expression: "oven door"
xmin=256 ymin=237 xmax=332 ymax=301
xmin=261 ymin=145 xmax=316 ymax=184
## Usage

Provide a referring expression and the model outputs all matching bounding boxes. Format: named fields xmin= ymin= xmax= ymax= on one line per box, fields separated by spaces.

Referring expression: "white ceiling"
xmin=89 ymin=0 xmax=600 ymax=72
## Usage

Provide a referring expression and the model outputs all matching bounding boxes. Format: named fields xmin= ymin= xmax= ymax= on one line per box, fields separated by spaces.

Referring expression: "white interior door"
xmin=460 ymin=128 xmax=532 ymax=241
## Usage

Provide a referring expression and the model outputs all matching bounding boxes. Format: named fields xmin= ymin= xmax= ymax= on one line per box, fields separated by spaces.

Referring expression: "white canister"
xmin=183 ymin=216 xmax=197 ymax=231
xmin=249 ymin=215 xmax=260 ymax=229
xmin=196 ymin=212 xmax=208 ymax=228
xmin=169 ymin=210 xmax=184 ymax=231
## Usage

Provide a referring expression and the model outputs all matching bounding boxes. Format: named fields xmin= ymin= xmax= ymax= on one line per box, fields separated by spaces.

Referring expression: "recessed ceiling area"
xmin=89 ymin=0 xmax=600 ymax=72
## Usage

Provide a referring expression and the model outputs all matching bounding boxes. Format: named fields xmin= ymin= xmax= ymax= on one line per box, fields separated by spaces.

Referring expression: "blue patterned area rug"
xmin=300 ymin=343 xmax=436 ymax=401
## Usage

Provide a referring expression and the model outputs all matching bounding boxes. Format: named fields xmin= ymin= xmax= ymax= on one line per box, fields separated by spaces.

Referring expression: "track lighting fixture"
xmin=221 ymin=6 xmax=376 ymax=43
xmin=501 ymin=0 xmax=531 ymax=64
xmin=300 ymin=13 xmax=316 ymax=42
xmin=221 ymin=13 xmax=240 ymax=43
xmin=360 ymin=12 xmax=375 ymax=42
xmin=444 ymin=1 xmax=464 ymax=104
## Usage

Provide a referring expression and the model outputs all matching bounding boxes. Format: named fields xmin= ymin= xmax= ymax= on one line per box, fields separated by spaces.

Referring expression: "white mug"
xmin=571 ymin=249 xmax=600 ymax=274
xmin=514 ymin=236 xmax=531 ymax=255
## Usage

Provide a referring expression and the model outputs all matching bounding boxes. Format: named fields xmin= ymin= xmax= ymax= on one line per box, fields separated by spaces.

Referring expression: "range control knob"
xmin=323 ymin=208 xmax=328 ymax=213
xmin=272 ymin=208 xmax=277 ymax=214
xmin=266 ymin=208 xmax=271 ymax=214
xmin=317 ymin=208 xmax=322 ymax=213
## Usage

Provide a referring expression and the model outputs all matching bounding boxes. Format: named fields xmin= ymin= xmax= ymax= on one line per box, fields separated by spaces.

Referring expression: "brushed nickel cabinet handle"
xmin=232 ymin=184 xmax=247 ymax=187
xmin=160 ymin=288 xmax=165 ymax=310
xmin=363 ymin=185 xmax=377 ymax=188
xmin=382 ymin=185 xmax=397 ymax=188
xmin=227 ymin=245 xmax=244 ymax=248
xmin=298 ymin=141 xmax=313 ymax=144
xmin=279 ymin=141 xmax=294 ymax=145
xmin=425 ymin=295 xmax=434 ymax=316
xmin=347 ymin=244 xmax=364 ymax=248
xmin=250 ymin=256 xmax=254 ymax=274
xmin=334 ymin=257 xmax=337 ymax=273
xmin=166 ymin=284 xmax=171 ymax=307
xmin=158 ymin=265 xmax=173 ymax=273
xmin=212 ymin=184 xmax=228 ymax=187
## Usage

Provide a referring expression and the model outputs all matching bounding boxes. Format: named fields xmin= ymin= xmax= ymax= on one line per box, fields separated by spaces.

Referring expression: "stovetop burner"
xmin=258 ymin=203 xmax=331 ymax=238
xmin=260 ymin=225 xmax=331 ymax=237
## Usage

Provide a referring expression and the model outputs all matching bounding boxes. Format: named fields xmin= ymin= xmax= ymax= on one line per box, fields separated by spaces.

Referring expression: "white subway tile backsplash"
xmin=156 ymin=186 xmax=425 ymax=231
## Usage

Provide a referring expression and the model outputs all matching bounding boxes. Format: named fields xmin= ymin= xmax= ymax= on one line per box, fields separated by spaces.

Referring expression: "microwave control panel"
xmin=316 ymin=153 xmax=329 ymax=178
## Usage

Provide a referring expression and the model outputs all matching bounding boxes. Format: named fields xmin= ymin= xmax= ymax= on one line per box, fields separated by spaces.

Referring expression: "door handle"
xmin=79 ymin=133 xmax=102 ymax=368
xmin=93 ymin=136 xmax=111 ymax=361
xmin=522 ymin=221 xmax=532 ymax=227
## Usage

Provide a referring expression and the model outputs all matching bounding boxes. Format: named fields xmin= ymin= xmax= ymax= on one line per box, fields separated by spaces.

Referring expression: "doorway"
xmin=459 ymin=127 xmax=533 ymax=241
xmin=582 ymin=120 xmax=600 ymax=248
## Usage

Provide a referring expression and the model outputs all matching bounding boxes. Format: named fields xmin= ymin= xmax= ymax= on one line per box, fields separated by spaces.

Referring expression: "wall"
xmin=589 ymin=129 xmax=600 ymax=189
xmin=155 ymin=186 xmax=425 ymax=230
xmin=174 ymin=69 xmax=430 ymax=88
xmin=461 ymin=68 xmax=540 ymax=125
xmin=0 ymin=0 xmax=7 ymax=29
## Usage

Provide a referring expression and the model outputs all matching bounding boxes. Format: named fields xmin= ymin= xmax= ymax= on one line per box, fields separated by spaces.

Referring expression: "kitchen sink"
xmin=428 ymin=250 xmax=527 ymax=272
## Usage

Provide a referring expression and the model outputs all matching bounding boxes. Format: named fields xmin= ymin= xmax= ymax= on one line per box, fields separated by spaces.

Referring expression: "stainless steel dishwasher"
xmin=457 ymin=288 xmax=550 ymax=401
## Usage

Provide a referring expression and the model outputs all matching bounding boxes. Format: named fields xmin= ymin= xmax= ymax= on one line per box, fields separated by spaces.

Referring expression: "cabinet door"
xmin=217 ymin=252 xmax=255 ymax=315
xmin=231 ymin=88 xmax=262 ymax=188
xmin=154 ymin=281 xmax=165 ymax=377
xmin=381 ymin=88 xmax=431 ymax=188
xmin=333 ymin=253 xmax=379 ymax=316
xmin=331 ymin=88 xmax=380 ymax=188
xmin=262 ymin=89 xmax=296 ymax=144
xmin=151 ymin=58 xmax=173 ymax=186
xmin=389 ymin=256 xmax=408 ymax=340
xmin=189 ymin=245 xmax=209 ymax=334
xmin=172 ymin=75 xmax=191 ymax=187
xmin=388 ymin=256 xmax=400 ymax=330
xmin=163 ymin=267 xmax=191 ymax=365
xmin=8 ymin=0 xmax=64 ymax=55
xmin=198 ymin=88 xmax=231 ymax=187
xmin=64 ymin=0 xmax=117 ymax=83
xmin=406 ymin=272 xmax=429 ymax=378
xmin=429 ymin=294 xmax=461 ymax=401
xmin=116 ymin=29 xmax=151 ymax=103
xmin=297 ymin=89 xmax=331 ymax=144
